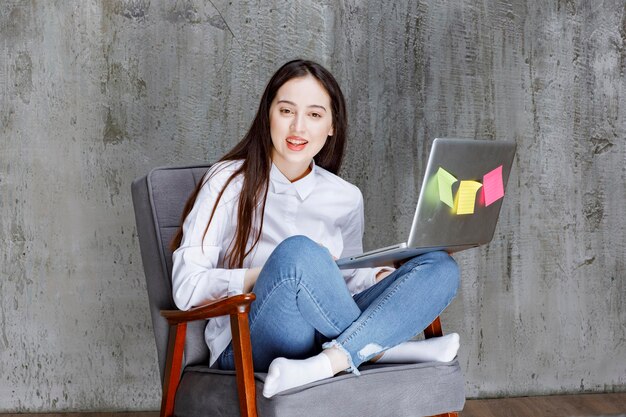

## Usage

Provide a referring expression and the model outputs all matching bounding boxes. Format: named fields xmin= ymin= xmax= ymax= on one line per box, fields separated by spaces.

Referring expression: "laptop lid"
xmin=405 ymin=138 xmax=516 ymax=249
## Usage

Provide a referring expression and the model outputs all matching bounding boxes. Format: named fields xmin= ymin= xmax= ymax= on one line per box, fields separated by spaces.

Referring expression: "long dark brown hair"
xmin=170 ymin=59 xmax=348 ymax=268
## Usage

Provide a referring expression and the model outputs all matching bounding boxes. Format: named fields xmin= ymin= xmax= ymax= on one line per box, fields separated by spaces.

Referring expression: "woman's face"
xmin=269 ymin=75 xmax=334 ymax=181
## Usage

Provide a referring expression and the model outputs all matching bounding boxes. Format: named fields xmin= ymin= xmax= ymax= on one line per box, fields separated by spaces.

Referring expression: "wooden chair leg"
xmin=424 ymin=316 xmax=444 ymax=339
xmin=231 ymin=311 xmax=257 ymax=417
xmin=425 ymin=318 xmax=459 ymax=417
xmin=161 ymin=323 xmax=187 ymax=417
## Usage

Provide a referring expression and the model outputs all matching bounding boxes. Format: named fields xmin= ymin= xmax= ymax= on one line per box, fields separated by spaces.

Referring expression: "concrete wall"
xmin=1 ymin=0 xmax=624 ymax=411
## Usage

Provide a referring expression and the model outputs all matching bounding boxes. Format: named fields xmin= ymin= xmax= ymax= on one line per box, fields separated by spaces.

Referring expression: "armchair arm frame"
xmin=159 ymin=293 xmax=257 ymax=417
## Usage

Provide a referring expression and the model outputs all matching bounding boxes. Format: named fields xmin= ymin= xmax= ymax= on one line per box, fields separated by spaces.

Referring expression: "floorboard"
xmin=2 ymin=393 xmax=624 ymax=417
xmin=0 ymin=413 xmax=159 ymax=417
xmin=461 ymin=393 xmax=626 ymax=417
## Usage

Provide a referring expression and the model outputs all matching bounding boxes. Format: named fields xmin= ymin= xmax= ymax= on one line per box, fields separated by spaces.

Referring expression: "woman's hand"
xmin=375 ymin=269 xmax=394 ymax=283
xmin=244 ymin=267 xmax=262 ymax=293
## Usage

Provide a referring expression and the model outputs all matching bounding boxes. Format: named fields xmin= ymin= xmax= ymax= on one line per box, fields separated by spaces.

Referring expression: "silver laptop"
xmin=336 ymin=138 xmax=516 ymax=269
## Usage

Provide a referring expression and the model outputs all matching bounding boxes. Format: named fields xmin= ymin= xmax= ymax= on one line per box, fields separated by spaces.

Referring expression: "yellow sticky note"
xmin=437 ymin=167 xmax=457 ymax=208
xmin=455 ymin=180 xmax=483 ymax=215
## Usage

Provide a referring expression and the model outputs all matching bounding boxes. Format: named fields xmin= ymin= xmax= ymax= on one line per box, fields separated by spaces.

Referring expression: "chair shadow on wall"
xmin=131 ymin=164 xmax=466 ymax=417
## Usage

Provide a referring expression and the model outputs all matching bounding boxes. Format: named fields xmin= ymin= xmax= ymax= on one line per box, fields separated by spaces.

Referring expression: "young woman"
xmin=171 ymin=59 xmax=460 ymax=398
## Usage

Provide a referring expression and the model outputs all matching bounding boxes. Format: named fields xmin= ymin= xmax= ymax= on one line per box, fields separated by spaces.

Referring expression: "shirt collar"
xmin=270 ymin=160 xmax=317 ymax=200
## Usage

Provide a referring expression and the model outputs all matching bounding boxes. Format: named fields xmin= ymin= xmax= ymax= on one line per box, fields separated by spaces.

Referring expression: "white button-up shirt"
xmin=171 ymin=159 xmax=391 ymax=365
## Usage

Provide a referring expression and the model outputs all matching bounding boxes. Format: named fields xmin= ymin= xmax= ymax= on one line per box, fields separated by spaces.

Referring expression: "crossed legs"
xmin=216 ymin=236 xmax=460 ymax=397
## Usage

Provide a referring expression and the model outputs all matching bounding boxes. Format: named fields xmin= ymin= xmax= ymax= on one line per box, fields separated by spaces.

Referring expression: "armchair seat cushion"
xmin=174 ymin=359 xmax=465 ymax=417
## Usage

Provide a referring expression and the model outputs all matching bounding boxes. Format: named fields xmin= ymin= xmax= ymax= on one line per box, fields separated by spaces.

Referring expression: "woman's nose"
xmin=290 ymin=114 xmax=305 ymax=132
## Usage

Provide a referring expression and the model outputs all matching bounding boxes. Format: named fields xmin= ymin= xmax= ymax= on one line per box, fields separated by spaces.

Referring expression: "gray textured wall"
xmin=1 ymin=0 xmax=624 ymax=412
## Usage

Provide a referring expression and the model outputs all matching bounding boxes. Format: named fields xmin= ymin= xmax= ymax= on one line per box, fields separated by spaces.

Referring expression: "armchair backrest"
xmin=131 ymin=165 xmax=212 ymax=382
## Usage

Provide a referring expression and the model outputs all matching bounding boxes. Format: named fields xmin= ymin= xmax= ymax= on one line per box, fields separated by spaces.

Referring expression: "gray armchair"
xmin=131 ymin=164 xmax=465 ymax=417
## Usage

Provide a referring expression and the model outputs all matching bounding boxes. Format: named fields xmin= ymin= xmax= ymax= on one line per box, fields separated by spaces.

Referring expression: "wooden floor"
xmin=2 ymin=393 xmax=625 ymax=417
xmin=462 ymin=393 xmax=626 ymax=417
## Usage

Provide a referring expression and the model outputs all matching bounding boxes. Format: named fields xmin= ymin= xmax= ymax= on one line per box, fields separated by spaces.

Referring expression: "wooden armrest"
xmin=159 ymin=292 xmax=258 ymax=417
xmin=161 ymin=293 xmax=256 ymax=324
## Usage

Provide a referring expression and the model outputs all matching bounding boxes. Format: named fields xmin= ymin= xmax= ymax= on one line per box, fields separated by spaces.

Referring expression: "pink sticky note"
xmin=482 ymin=165 xmax=504 ymax=206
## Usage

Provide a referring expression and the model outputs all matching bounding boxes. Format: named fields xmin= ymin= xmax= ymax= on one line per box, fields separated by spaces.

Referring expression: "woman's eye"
xmin=280 ymin=108 xmax=292 ymax=114
xmin=311 ymin=112 xmax=321 ymax=118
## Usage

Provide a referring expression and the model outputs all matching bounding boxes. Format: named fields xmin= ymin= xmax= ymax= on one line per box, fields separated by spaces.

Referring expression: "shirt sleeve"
xmin=171 ymin=165 xmax=247 ymax=311
xmin=340 ymin=190 xmax=395 ymax=295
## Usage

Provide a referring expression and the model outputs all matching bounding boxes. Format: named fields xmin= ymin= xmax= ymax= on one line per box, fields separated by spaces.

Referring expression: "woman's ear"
xmin=328 ymin=126 xmax=334 ymax=137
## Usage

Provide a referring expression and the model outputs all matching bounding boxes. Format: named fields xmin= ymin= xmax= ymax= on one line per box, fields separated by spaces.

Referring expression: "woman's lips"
xmin=286 ymin=136 xmax=308 ymax=151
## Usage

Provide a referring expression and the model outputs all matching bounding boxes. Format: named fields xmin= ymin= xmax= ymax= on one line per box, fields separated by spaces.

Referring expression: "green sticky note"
xmin=437 ymin=167 xmax=457 ymax=208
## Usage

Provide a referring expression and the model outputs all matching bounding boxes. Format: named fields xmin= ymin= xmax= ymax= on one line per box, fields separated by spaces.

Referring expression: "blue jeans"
xmin=217 ymin=235 xmax=459 ymax=374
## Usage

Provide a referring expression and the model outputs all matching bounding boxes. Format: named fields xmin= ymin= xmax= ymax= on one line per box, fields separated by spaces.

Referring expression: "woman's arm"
xmin=171 ymin=163 xmax=250 ymax=310
xmin=243 ymin=266 xmax=262 ymax=293
xmin=172 ymin=246 xmax=248 ymax=310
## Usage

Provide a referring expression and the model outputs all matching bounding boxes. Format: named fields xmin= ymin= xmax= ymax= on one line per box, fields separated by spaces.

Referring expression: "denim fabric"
xmin=217 ymin=235 xmax=459 ymax=374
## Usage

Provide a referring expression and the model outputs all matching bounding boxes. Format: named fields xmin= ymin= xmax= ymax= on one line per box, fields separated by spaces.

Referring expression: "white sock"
xmin=377 ymin=333 xmax=460 ymax=364
xmin=263 ymin=353 xmax=334 ymax=398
